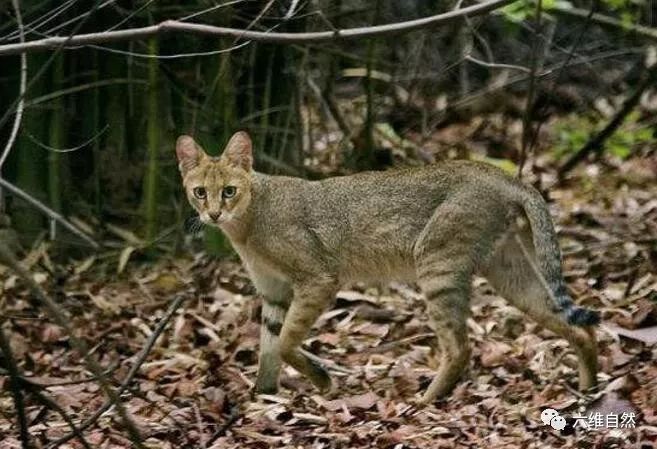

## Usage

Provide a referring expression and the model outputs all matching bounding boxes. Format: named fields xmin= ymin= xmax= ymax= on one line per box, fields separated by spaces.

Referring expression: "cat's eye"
xmin=192 ymin=187 xmax=206 ymax=199
xmin=222 ymin=186 xmax=237 ymax=198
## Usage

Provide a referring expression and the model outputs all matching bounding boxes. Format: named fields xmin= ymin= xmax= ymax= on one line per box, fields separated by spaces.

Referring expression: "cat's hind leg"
xmin=413 ymin=194 xmax=511 ymax=404
xmin=483 ymin=229 xmax=598 ymax=391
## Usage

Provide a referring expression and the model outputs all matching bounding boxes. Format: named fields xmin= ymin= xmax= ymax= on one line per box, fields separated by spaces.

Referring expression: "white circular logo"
xmin=550 ymin=415 xmax=567 ymax=431
xmin=541 ymin=408 xmax=559 ymax=426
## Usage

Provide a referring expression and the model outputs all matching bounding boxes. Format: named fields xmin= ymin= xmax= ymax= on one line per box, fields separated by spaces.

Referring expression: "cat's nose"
xmin=208 ymin=212 xmax=221 ymax=222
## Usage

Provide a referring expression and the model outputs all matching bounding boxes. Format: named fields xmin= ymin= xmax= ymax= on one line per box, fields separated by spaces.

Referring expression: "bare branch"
xmin=0 ymin=0 xmax=516 ymax=56
xmin=464 ymin=54 xmax=530 ymax=73
xmin=0 ymin=323 xmax=31 ymax=449
xmin=0 ymin=370 xmax=94 ymax=449
xmin=0 ymin=242 xmax=145 ymax=448
xmin=26 ymin=124 xmax=109 ymax=153
xmin=0 ymin=0 xmax=114 ymax=139
xmin=0 ymin=178 xmax=99 ymax=248
xmin=27 ymin=388 xmax=93 ymax=449
xmin=517 ymin=0 xmax=544 ymax=179
xmin=26 ymin=78 xmax=147 ymax=107
xmin=48 ymin=293 xmax=188 ymax=448
xmin=521 ymin=0 xmax=598 ymax=179
xmin=552 ymin=4 xmax=657 ymax=41
xmin=285 ymin=0 xmax=302 ymax=20
xmin=0 ymin=0 xmax=27 ymax=171
xmin=1 ymin=0 xmax=75 ymax=41
xmin=560 ymin=60 xmax=657 ymax=175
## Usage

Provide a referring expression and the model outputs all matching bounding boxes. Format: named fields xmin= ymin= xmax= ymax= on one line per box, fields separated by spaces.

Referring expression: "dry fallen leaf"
xmin=321 ymin=392 xmax=380 ymax=411
xmin=479 ymin=341 xmax=513 ymax=367
xmin=605 ymin=324 xmax=657 ymax=345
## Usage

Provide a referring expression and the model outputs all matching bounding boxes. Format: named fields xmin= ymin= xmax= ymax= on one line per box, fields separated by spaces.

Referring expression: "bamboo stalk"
xmin=47 ymin=55 xmax=64 ymax=215
xmin=91 ymin=51 xmax=102 ymax=217
xmin=143 ymin=36 xmax=159 ymax=243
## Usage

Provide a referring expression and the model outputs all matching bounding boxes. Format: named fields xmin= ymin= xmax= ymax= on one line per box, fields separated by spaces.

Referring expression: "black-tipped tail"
xmin=565 ymin=306 xmax=600 ymax=326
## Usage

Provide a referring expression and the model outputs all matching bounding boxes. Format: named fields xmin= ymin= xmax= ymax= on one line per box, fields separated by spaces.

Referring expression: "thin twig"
xmin=0 ymin=0 xmax=108 ymax=132
xmin=206 ymin=404 xmax=240 ymax=446
xmin=47 ymin=293 xmax=188 ymax=448
xmin=552 ymin=4 xmax=657 ymax=41
xmin=517 ymin=0 xmax=543 ymax=179
xmin=0 ymin=0 xmax=517 ymax=56
xmin=447 ymin=47 xmax=641 ymax=113
xmin=0 ymin=0 xmax=27 ymax=213
xmin=465 ymin=54 xmax=530 ymax=73
xmin=1 ymin=0 xmax=76 ymax=41
xmin=0 ymin=323 xmax=32 ymax=449
xmin=560 ymin=60 xmax=657 ymax=175
xmin=26 ymin=78 xmax=147 ymax=108
xmin=35 ymin=0 xmax=116 ymax=38
xmin=85 ymin=40 xmax=250 ymax=59
xmin=0 ymin=178 xmax=99 ymax=249
xmin=26 ymin=124 xmax=109 ymax=153
xmin=0 ymin=243 xmax=145 ymax=449
xmin=177 ymin=0 xmax=246 ymax=22
xmin=18 ymin=381 xmax=94 ymax=449
xmin=521 ymin=1 xmax=598 ymax=179
xmin=514 ymin=234 xmax=560 ymax=307
xmin=285 ymin=0 xmax=302 ymax=20
xmin=0 ymin=362 xmax=119 ymax=387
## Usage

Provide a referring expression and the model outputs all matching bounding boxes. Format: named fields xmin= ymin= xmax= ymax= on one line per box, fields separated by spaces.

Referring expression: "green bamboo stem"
xmin=47 ymin=55 xmax=64 ymax=215
xmin=143 ymin=36 xmax=159 ymax=243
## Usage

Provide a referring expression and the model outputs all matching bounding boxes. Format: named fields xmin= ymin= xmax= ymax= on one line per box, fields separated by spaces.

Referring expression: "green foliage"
xmin=471 ymin=154 xmax=518 ymax=175
xmin=553 ymin=112 xmax=652 ymax=160
xmin=501 ymin=0 xmax=639 ymax=23
xmin=500 ymin=0 xmax=573 ymax=22
xmin=501 ymin=1 xmax=535 ymax=23
xmin=1 ymin=1 xmax=311 ymax=256
xmin=143 ymin=37 xmax=160 ymax=245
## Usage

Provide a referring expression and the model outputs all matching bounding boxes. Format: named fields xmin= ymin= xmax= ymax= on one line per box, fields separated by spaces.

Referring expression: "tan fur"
xmin=176 ymin=132 xmax=599 ymax=403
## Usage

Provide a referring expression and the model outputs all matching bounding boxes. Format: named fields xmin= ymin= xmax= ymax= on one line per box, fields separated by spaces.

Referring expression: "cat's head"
xmin=175 ymin=132 xmax=253 ymax=227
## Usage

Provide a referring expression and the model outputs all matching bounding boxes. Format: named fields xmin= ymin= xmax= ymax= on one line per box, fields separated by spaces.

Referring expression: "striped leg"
xmin=413 ymin=194 xmax=509 ymax=404
xmin=416 ymin=261 xmax=472 ymax=404
xmin=253 ymin=278 xmax=292 ymax=395
xmin=278 ymin=278 xmax=336 ymax=392
xmin=255 ymin=298 xmax=289 ymax=394
xmin=483 ymin=230 xmax=598 ymax=391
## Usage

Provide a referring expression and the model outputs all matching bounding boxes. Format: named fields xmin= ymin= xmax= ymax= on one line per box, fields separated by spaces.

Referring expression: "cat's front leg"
xmin=253 ymin=277 xmax=292 ymax=395
xmin=278 ymin=277 xmax=337 ymax=392
xmin=255 ymin=298 xmax=288 ymax=394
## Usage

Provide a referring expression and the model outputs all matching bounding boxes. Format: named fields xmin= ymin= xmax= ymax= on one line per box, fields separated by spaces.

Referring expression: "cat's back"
xmin=307 ymin=159 xmax=519 ymax=206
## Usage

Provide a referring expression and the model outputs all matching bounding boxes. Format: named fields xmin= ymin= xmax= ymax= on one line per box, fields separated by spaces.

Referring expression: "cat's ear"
xmin=176 ymin=135 xmax=204 ymax=175
xmin=221 ymin=131 xmax=253 ymax=171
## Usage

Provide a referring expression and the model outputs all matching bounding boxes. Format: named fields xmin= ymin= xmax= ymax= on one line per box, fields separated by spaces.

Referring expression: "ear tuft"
xmin=222 ymin=131 xmax=253 ymax=170
xmin=176 ymin=135 xmax=203 ymax=175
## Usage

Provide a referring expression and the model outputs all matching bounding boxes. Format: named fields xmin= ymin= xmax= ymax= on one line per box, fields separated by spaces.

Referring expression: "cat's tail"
xmin=519 ymin=187 xmax=600 ymax=327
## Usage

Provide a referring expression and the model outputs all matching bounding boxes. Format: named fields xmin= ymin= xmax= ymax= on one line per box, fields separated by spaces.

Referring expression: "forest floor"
xmin=1 ymin=154 xmax=657 ymax=449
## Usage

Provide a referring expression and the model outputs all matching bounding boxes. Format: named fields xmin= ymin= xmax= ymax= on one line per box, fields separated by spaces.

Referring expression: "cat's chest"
xmin=234 ymin=242 xmax=290 ymax=283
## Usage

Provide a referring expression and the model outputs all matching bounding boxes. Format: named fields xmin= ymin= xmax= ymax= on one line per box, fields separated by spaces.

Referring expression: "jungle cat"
xmin=175 ymin=131 xmax=599 ymax=404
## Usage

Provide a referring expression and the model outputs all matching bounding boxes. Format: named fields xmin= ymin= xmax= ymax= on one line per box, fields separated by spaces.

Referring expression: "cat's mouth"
xmin=201 ymin=212 xmax=232 ymax=226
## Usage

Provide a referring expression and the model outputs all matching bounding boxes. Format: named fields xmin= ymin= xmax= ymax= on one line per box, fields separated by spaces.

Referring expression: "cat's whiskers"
xmin=185 ymin=214 xmax=205 ymax=236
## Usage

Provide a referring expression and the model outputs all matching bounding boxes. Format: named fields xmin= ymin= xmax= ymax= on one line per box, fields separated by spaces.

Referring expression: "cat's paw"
xmin=307 ymin=358 xmax=332 ymax=393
